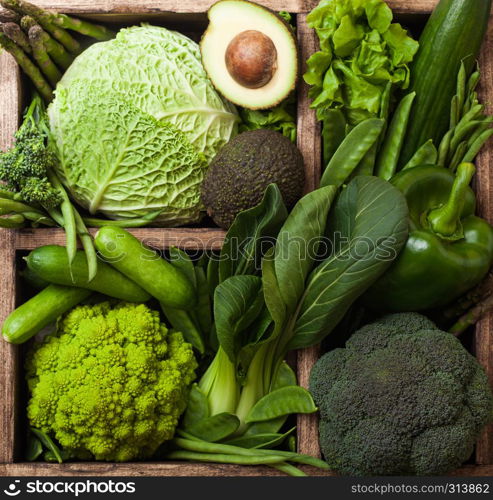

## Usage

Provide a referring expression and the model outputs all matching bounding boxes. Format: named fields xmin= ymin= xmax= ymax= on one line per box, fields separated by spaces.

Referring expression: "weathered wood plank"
xmin=474 ymin=20 xmax=493 ymax=467
xmin=0 ymin=230 xmax=19 ymax=463
xmin=0 ymin=462 xmax=323 ymax=476
xmin=15 ymin=227 xmax=226 ymax=251
xmin=296 ymin=13 xmax=320 ymax=194
xmin=0 ymin=462 xmax=491 ymax=477
xmin=0 ymin=51 xmax=21 ymax=151
xmin=0 ymin=50 xmax=22 ymax=465
xmin=9 ymin=0 xmax=445 ymax=15
xmin=295 ymin=14 xmax=321 ymax=459
xmin=16 ymin=0 xmax=307 ymax=14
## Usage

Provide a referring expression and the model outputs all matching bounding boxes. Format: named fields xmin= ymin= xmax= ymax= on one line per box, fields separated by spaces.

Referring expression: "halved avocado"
xmin=200 ymin=0 xmax=299 ymax=110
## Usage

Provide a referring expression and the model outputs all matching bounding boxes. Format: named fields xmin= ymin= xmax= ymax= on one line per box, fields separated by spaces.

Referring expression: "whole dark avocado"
xmin=201 ymin=129 xmax=305 ymax=229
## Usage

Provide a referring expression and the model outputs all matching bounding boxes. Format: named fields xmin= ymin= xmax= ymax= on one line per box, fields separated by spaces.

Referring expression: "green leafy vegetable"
xmin=48 ymin=25 xmax=239 ymax=226
xmin=239 ymin=95 xmax=297 ymax=143
xmin=304 ymin=0 xmax=418 ymax=125
xmin=219 ymin=184 xmax=288 ymax=283
xmin=291 ymin=176 xmax=408 ymax=349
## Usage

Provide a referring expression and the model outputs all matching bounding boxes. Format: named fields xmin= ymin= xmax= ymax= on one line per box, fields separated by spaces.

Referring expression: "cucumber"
xmin=399 ymin=0 xmax=492 ymax=167
xmin=26 ymin=246 xmax=151 ymax=303
xmin=2 ymin=285 xmax=91 ymax=344
xmin=94 ymin=226 xmax=195 ymax=309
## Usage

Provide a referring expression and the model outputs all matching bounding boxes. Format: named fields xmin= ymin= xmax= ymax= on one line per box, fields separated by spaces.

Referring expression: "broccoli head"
xmin=26 ymin=302 xmax=197 ymax=462
xmin=309 ymin=313 xmax=493 ymax=476
xmin=0 ymin=96 xmax=61 ymax=208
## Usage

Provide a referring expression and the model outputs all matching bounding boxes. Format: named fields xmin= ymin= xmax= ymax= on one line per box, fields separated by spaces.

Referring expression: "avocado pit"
xmin=225 ymin=30 xmax=277 ymax=89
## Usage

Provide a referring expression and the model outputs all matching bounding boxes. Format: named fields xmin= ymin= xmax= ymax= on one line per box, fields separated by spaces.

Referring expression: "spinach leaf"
xmin=274 ymin=186 xmax=338 ymax=313
xmin=219 ymin=184 xmax=288 ymax=283
xmin=290 ymin=176 xmax=408 ymax=349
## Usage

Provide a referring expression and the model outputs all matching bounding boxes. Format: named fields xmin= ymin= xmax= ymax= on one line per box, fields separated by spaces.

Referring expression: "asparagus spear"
xmin=450 ymin=292 xmax=493 ymax=336
xmin=0 ymin=6 xmax=19 ymax=22
xmin=2 ymin=0 xmax=113 ymax=43
xmin=1 ymin=0 xmax=80 ymax=54
xmin=1 ymin=20 xmax=31 ymax=52
xmin=21 ymin=16 xmax=72 ymax=70
xmin=0 ymin=31 xmax=53 ymax=102
xmin=28 ymin=24 xmax=61 ymax=87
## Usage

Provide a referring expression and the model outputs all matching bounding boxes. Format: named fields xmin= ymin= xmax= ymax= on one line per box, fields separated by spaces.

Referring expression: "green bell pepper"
xmin=366 ymin=163 xmax=493 ymax=311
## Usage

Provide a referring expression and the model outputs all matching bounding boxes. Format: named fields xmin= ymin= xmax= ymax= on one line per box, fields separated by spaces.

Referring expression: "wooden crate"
xmin=0 ymin=0 xmax=492 ymax=477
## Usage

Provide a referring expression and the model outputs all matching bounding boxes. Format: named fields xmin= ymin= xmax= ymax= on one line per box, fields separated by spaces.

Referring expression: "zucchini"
xmin=2 ymin=285 xmax=90 ymax=344
xmin=399 ymin=0 xmax=492 ymax=167
xmin=94 ymin=226 xmax=196 ymax=309
xmin=26 ymin=245 xmax=151 ymax=303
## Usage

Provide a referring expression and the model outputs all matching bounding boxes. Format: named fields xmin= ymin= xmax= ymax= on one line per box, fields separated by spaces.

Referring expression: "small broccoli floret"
xmin=26 ymin=302 xmax=197 ymax=462
xmin=0 ymin=97 xmax=61 ymax=208
xmin=310 ymin=313 xmax=493 ymax=476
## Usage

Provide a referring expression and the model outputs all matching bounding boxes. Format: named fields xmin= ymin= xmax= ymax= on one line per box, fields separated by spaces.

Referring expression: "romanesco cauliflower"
xmin=26 ymin=301 xmax=197 ymax=462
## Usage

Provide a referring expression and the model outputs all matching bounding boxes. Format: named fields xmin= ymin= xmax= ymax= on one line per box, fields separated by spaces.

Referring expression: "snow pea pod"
xmin=321 ymin=118 xmax=384 ymax=188
xmin=245 ymin=386 xmax=317 ymax=423
xmin=402 ymin=140 xmax=438 ymax=170
xmin=322 ymin=109 xmax=346 ymax=166
xmin=351 ymin=141 xmax=377 ymax=177
xmin=375 ymin=92 xmax=416 ymax=180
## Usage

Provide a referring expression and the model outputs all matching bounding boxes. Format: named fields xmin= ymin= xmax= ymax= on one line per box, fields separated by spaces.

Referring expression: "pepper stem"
xmin=427 ymin=162 xmax=476 ymax=238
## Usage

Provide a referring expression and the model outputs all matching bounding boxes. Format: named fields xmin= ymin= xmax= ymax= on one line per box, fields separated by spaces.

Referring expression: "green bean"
xmin=378 ymin=81 xmax=392 ymax=146
xmin=269 ymin=463 xmax=307 ymax=477
xmin=46 ymin=169 xmax=76 ymax=266
xmin=165 ymin=450 xmax=289 ymax=466
xmin=322 ymin=109 xmax=346 ymax=166
xmin=450 ymin=120 xmax=484 ymax=153
xmin=449 ymin=141 xmax=468 ymax=171
xmin=375 ymin=92 xmax=415 ymax=180
xmin=449 ymin=95 xmax=459 ymax=129
xmin=463 ymin=128 xmax=493 ymax=163
xmin=402 ymin=140 xmax=438 ymax=170
xmin=467 ymin=69 xmax=481 ymax=98
xmin=456 ymin=62 xmax=467 ymax=119
xmin=437 ymin=129 xmax=453 ymax=166
xmin=0 ymin=214 xmax=25 ymax=228
xmin=73 ymin=209 xmax=98 ymax=282
xmin=321 ymin=118 xmax=384 ymax=188
xmin=173 ymin=437 xmax=329 ymax=469
xmin=467 ymin=121 xmax=493 ymax=148
xmin=461 ymin=104 xmax=484 ymax=125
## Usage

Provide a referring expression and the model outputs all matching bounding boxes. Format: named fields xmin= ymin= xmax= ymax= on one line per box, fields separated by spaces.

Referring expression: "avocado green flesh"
xmin=201 ymin=0 xmax=299 ymax=110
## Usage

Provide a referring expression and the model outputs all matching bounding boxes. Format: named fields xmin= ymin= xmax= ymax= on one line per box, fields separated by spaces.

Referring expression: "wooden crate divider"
xmin=1 ymin=0 xmax=493 ymax=476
